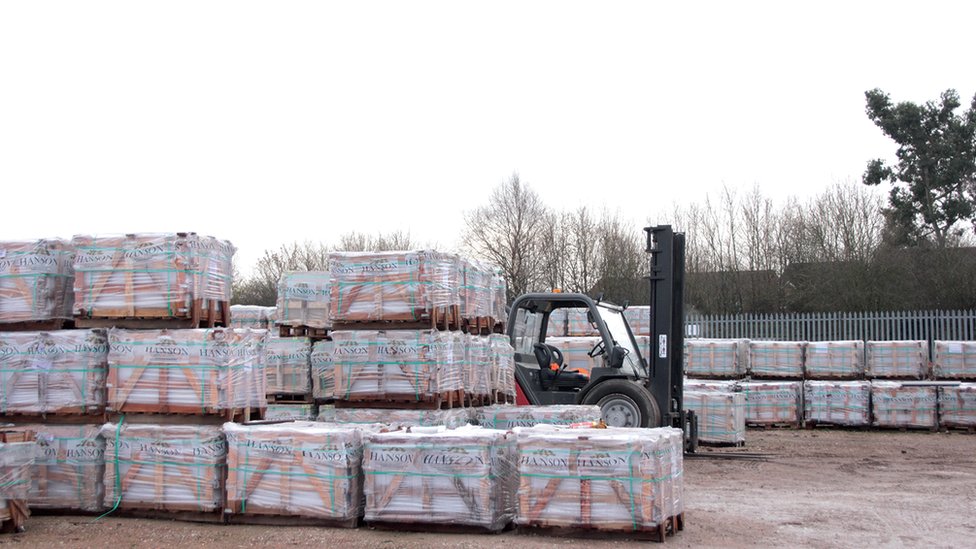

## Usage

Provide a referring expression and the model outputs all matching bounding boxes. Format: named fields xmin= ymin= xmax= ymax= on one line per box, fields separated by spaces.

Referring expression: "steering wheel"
xmin=587 ymin=339 xmax=606 ymax=358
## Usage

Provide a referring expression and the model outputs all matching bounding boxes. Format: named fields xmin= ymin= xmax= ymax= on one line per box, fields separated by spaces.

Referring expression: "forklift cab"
xmin=509 ymin=293 xmax=657 ymax=426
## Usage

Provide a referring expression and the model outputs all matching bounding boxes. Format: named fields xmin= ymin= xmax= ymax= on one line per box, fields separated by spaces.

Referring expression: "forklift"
xmin=506 ymin=225 xmax=698 ymax=450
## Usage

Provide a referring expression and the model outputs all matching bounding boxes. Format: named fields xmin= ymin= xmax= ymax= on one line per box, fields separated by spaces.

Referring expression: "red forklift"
xmin=506 ymin=225 xmax=698 ymax=450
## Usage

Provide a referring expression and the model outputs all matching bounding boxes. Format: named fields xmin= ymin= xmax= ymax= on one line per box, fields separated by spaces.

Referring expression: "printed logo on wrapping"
xmin=877 ymin=391 xmax=938 ymax=404
xmin=75 ymin=331 xmax=109 ymax=355
xmin=0 ymin=341 xmax=17 ymax=359
xmin=26 ymin=337 xmax=66 ymax=370
xmin=421 ymin=445 xmax=488 ymax=471
xmin=334 ymin=342 xmax=369 ymax=357
xmin=367 ymin=445 xmax=416 ymax=473
xmin=283 ymin=279 xmax=329 ymax=301
xmin=0 ymin=253 xmax=59 ymax=274
xmin=39 ymin=436 xmax=104 ymax=462
xmin=120 ymin=240 xmax=169 ymax=262
xmin=146 ymin=337 xmax=190 ymax=365
xmin=747 ymin=390 xmax=797 ymax=403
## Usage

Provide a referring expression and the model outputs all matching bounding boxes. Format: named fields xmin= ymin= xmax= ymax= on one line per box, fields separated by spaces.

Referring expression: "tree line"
xmin=233 ymin=88 xmax=976 ymax=314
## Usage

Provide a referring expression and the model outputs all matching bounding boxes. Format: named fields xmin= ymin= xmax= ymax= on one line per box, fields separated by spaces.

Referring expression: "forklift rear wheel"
xmin=583 ymin=380 xmax=660 ymax=428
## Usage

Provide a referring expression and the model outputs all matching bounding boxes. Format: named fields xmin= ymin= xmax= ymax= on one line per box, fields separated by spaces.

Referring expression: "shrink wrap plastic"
xmin=264 ymin=403 xmax=318 ymax=422
xmin=684 ymin=339 xmax=749 ymax=379
xmin=464 ymin=335 xmax=491 ymax=401
xmin=749 ymin=341 xmax=805 ymax=378
xmin=514 ymin=426 xmax=683 ymax=531
xmin=803 ymin=381 xmax=871 ymax=426
xmin=683 ymin=391 xmax=745 ymax=444
xmin=0 ymin=239 xmax=75 ymax=323
xmin=683 ymin=379 xmax=741 ymax=393
xmin=224 ymin=422 xmax=363 ymax=521
xmin=804 ymin=340 xmax=865 ymax=379
xmin=310 ymin=339 xmax=335 ymax=401
xmin=72 ymin=233 xmax=233 ymax=319
xmin=460 ymin=258 xmax=493 ymax=319
xmin=16 ymin=424 xmax=104 ymax=511
xmin=476 ymin=405 xmax=602 ymax=429
xmin=329 ymin=251 xmax=460 ymax=322
xmin=229 ymin=305 xmax=275 ymax=330
xmin=363 ymin=426 xmax=516 ymax=530
xmin=865 ymin=340 xmax=928 ymax=379
xmin=938 ymin=383 xmax=976 ymax=428
xmin=107 ymin=328 xmax=267 ymax=414
xmin=317 ymin=407 xmax=474 ymax=429
xmin=933 ymin=341 xmax=976 ymax=379
xmin=0 ymin=329 xmax=108 ymax=414
xmin=870 ymin=381 xmax=937 ymax=428
xmin=489 ymin=334 xmax=516 ymax=401
xmin=101 ymin=423 xmax=226 ymax=512
xmin=330 ymin=330 xmax=461 ymax=402
xmin=740 ymin=381 xmax=802 ymax=426
xmin=0 ymin=440 xmax=35 ymax=505
xmin=264 ymin=337 xmax=311 ymax=395
xmin=276 ymin=271 xmax=331 ymax=329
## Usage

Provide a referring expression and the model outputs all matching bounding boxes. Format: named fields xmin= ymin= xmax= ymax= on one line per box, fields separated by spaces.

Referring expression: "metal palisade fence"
xmin=685 ymin=310 xmax=976 ymax=344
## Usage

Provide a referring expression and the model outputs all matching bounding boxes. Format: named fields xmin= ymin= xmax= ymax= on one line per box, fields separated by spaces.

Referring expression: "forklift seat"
xmin=533 ymin=342 xmax=589 ymax=391
xmin=539 ymin=368 xmax=589 ymax=391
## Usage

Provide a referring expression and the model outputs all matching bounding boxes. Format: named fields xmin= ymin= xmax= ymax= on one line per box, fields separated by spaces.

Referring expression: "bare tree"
xmin=591 ymin=211 xmax=648 ymax=305
xmin=335 ymin=230 xmax=416 ymax=252
xmin=462 ymin=173 xmax=548 ymax=300
xmin=537 ymin=211 xmax=571 ymax=292
xmin=566 ymin=206 xmax=602 ymax=293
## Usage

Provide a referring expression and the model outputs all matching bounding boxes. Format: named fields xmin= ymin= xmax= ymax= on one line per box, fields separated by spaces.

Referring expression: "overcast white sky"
xmin=2 ymin=1 xmax=975 ymax=273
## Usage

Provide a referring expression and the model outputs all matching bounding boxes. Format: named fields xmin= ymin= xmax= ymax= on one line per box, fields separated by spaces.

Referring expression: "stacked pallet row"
xmin=267 ymin=251 xmax=516 ymax=422
xmin=0 ymin=234 xmax=268 ymax=526
xmin=220 ymin=421 xmax=684 ymax=540
xmin=683 ymin=338 xmax=976 ymax=432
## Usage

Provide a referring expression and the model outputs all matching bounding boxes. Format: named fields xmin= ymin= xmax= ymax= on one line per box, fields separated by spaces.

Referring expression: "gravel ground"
xmin=4 ymin=429 xmax=974 ymax=548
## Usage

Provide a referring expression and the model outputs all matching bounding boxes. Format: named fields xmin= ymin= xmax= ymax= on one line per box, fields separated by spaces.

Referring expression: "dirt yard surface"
xmin=5 ymin=430 xmax=974 ymax=548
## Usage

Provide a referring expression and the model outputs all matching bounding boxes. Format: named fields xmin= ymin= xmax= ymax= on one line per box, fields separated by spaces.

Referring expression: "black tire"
xmin=582 ymin=379 xmax=661 ymax=428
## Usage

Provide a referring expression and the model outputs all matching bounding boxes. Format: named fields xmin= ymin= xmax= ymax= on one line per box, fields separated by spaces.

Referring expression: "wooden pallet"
xmin=465 ymin=394 xmax=492 ymax=408
xmin=75 ymin=299 xmax=229 ymax=329
xmin=277 ymin=325 xmax=329 ymax=339
xmin=367 ymin=520 xmax=508 ymax=535
xmin=0 ymin=319 xmax=73 ymax=332
xmin=267 ymin=392 xmax=314 ymax=404
xmin=517 ymin=513 xmax=684 ymax=543
xmin=699 ymin=440 xmax=746 ymax=448
xmin=106 ymin=407 xmax=264 ymax=425
xmin=493 ymin=391 xmax=516 ymax=405
xmin=113 ymin=508 xmax=226 ymax=524
xmin=462 ymin=316 xmax=505 ymax=336
xmin=940 ymin=424 xmax=976 ymax=433
xmin=0 ymin=430 xmax=35 ymax=534
xmin=0 ymin=412 xmax=107 ymax=424
xmin=225 ymin=513 xmax=361 ymax=528
xmin=803 ymin=421 xmax=870 ymax=430
xmin=331 ymin=305 xmax=461 ymax=332
xmin=874 ymin=424 xmax=940 ymax=432
xmin=0 ymin=500 xmax=30 ymax=534
xmin=747 ymin=422 xmax=801 ymax=430
xmin=334 ymin=389 xmax=464 ymax=410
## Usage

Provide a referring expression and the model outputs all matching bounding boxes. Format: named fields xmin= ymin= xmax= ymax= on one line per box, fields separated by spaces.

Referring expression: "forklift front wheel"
xmin=583 ymin=379 xmax=660 ymax=428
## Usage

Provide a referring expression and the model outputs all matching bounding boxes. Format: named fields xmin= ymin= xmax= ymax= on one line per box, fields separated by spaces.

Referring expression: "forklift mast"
xmin=644 ymin=225 xmax=690 ymax=435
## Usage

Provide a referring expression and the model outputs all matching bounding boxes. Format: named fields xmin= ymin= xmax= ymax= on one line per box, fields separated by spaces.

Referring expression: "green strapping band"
xmin=93 ymin=415 xmax=124 ymax=522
